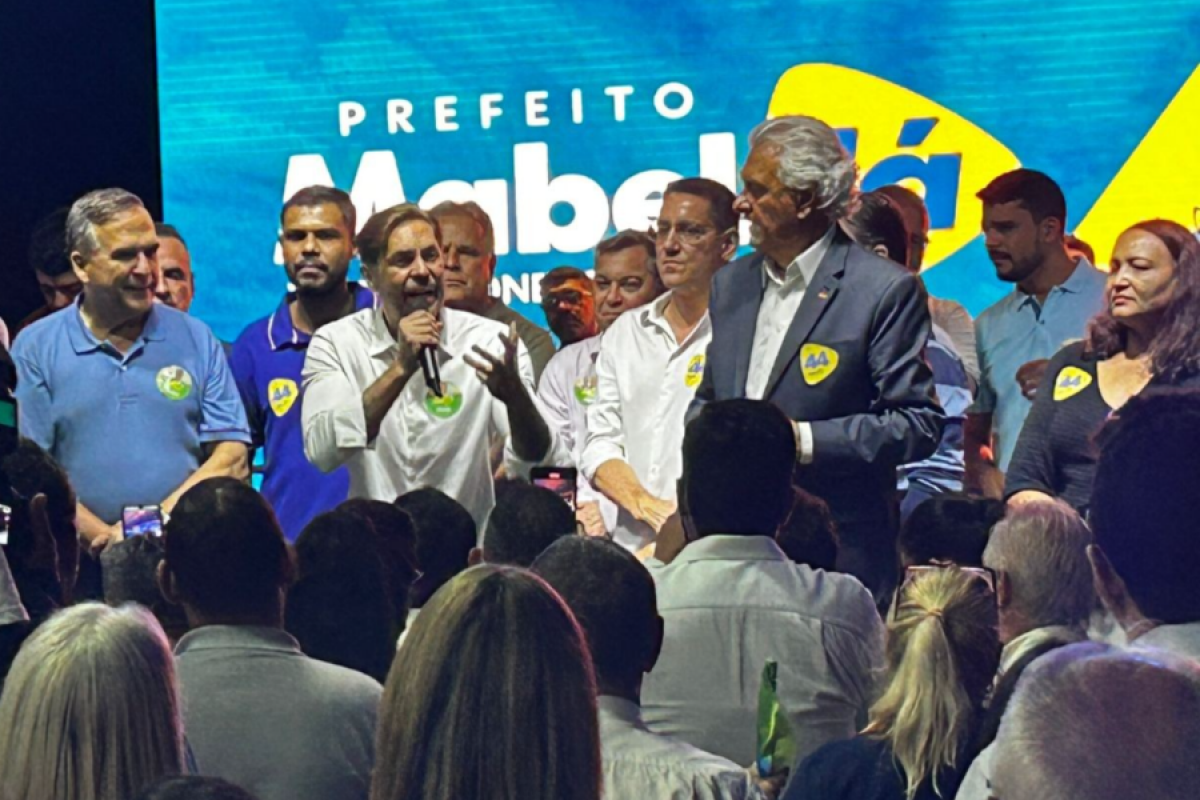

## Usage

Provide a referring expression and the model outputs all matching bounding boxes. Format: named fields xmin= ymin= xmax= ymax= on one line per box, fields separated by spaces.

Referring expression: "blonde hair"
xmin=0 ymin=603 xmax=184 ymax=800
xmin=865 ymin=569 xmax=1000 ymax=799
xmin=371 ymin=565 xmax=601 ymax=800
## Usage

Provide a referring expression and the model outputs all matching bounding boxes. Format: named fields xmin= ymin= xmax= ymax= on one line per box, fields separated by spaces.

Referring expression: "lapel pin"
xmin=817 ymin=289 xmax=830 ymax=301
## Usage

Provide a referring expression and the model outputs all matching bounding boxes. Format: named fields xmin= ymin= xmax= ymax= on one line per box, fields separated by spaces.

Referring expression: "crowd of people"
xmin=1 ymin=112 xmax=1199 ymax=800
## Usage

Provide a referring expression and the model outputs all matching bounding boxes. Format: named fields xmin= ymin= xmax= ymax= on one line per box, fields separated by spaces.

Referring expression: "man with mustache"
xmin=965 ymin=170 xmax=1107 ymax=499
xmin=230 ymin=186 xmax=376 ymax=540
xmin=301 ymin=205 xmax=554 ymax=536
xmin=11 ymin=188 xmax=250 ymax=558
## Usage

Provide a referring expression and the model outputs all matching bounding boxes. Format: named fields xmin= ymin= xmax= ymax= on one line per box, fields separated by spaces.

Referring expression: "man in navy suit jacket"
xmin=691 ymin=116 xmax=943 ymax=599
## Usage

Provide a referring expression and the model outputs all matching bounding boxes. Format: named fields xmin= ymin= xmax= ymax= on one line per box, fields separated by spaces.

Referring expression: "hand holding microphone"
xmin=397 ymin=310 xmax=443 ymax=395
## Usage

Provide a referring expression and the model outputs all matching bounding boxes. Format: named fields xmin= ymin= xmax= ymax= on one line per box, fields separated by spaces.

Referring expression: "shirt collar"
xmin=999 ymin=624 xmax=1086 ymax=675
xmin=269 ymin=283 xmax=376 ymax=351
xmin=597 ymin=694 xmax=644 ymax=726
xmin=763 ymin=225 xmax=836 ymax=289
xmin=67 ymin=298 xmax=164 ymax=354
xmin=173 ymin=624 xmax=302 ymax=657
xmin=638 ymin=292 xmax=710 ymax=348
xmin=674 ymin=533 xmax=789 ymax=564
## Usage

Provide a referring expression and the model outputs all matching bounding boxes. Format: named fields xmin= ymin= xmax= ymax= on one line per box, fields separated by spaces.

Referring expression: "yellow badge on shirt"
xmin=268 ymin=379 xmax=299 ymax=417
xmin=800 ymin=344 xmax=839 ymax=386
xmin=684 ymin=354 xmax=705 ymax=388
xmin=1053 ymin=367 xmax=1092 ymax=402
xmin=424 ymin=382 xmax=464 ymax=420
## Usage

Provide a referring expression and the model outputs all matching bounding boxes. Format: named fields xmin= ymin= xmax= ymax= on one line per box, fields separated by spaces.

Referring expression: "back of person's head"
xmin=337 ymin=498 xmax=420 ymax=615
xmin=394 ymin=488 xmax=477 ymax=608
xmin=483 ymin=481 xmax=575 ymax=567
xmin=976 ymin=168 xmax=1067 ymax=230
xmin=286 ymin=510 xmax=395 ymax=681
xmin=846 ymin=191 xmax=911 ymax=267
xmin=101 ymin=536 xmax=190 ymax=644
xmin=867 ymin=567 xmax=1000 ymax=799
xmin=1090 ymin=390 xmax=1200 ymax=624
xmin=161 ymin=478 xmax=293 ymax=622
xmin=532 ymin=537 xmax=660 ymax=695
xmin=875 ymin=184 xmax=931 ymax=271
xmin=898 ymin=495 xmax=1002 ymax=569
xmin=135 ymin=776 xmax=261 ymax=800
xmin=28 ymin=206 xmax=72 ymax=277
xmin=775 ymin=487 xmax=839 ymax=572
xmin=372 ymin=565 xmax=601 ymax=800
xmin=0 ymin=603 xmax=184 ymax=800
xmin=682 ymin=399 xmax=795 ymax=536
xmin=1064 ymin=233 xmax=1095 ymax=263
xmin=983 ymin=500 xmax=1094 ymax=635
xmin=3 ymin=437 xmax=77 ymax=551
xmin=991 ymin=643 xmax=1200 ymax=800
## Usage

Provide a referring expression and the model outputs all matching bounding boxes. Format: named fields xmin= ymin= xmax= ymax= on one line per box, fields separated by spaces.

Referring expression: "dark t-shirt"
xmin=786 ymin=735 xmax=973 ymax=800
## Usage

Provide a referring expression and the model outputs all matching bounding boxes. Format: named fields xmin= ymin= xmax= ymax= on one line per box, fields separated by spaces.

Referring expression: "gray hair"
xmin=0 ymin=603 xmax=184 ymax=799
xmin=65 ymin=188 xmax=146 ymax=257
xmin=983 ymin=500 xmax=1094 ymax=631
xmin=992 ymin=643 xmax=1200 ymax=800
xmin=749 ymin=116 xmax=859 ymax=219
xmin=428 ymin=200 xmax=496 ymax=255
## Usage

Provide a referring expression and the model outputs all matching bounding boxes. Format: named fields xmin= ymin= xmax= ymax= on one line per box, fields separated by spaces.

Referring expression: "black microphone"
xmin=419 ymin=345 xmax=442 ymax=397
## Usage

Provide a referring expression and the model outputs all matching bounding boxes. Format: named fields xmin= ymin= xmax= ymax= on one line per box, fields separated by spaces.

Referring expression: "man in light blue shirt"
xmin=965 ymin=170 xmax=1107 ymax=496
xmin=12 ymin=189 xmax=250 ymax=554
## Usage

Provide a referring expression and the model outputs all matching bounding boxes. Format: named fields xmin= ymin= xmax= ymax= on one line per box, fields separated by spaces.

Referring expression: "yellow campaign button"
xmin=268 ymin=378 xmax=299 ymax=417
xmin=684 ymin=354 xmax=705 ymax=388
xmin=1053 ymin=367 xmax=1093 ymax=402
xmin=800 ymin=344 xmax=839 ymax=386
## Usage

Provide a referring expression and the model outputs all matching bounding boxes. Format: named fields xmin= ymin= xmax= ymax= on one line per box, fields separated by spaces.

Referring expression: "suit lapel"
xmin=729 ymin=254 xmax=767 ymax=397
xmin=763 ymin=230 xmax=850 ymax=398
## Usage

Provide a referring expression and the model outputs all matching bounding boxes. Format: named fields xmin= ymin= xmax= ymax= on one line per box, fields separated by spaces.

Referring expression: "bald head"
xmin=992 ymin=643 xmax=1200 ymax=800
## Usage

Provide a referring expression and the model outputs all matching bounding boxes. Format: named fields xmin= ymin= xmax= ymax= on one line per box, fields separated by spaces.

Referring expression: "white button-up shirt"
xmin=301 ymin=306 xmax=550 ymax=536
xmin=536 ymin=335 xmax=618 ymax=533
xmin=744 ymin=227 xmax=834 ymax=400
xmin=641 ymin=535 xmax=885 ymax=768
xmin=598 ymin=695 xmax=762 ymax=800
xmin=580 ymin=293 xmax=712 ymax=551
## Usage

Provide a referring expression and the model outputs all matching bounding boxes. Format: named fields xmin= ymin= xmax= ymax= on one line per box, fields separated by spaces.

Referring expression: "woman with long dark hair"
xmin=1005 ymin=220 xmax=1200 ymax=513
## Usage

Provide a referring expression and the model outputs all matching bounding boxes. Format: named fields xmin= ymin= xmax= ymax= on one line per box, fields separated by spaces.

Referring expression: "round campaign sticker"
xmin=574 ymin=376 xmax=598 ymax=405
xmin=156 ymin=366 xmax=194 ymax=401
xmin=424 ymin=382 xmax=464 ymax=419
xmin=684 ymin=354 xmax=705 ymax=388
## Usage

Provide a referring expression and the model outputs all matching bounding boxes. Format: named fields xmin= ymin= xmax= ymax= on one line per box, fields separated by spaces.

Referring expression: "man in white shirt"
xmin=533 ymin=535 xmax=762 ymax=800
xmin=581 ymin=178 xmax=738 ymax=552
xmin=537 ymin=230 xmax=663 ymax=537
xmin=301 ymin=205 xmax=553 ymax=534
xmin=641 ymin=399 xmax=885 ymax=768
xmin=1087 ymin=391 xmax=1200 ymax=662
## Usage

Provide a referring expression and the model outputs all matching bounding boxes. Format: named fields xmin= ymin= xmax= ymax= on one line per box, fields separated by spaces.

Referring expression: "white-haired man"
xmin=989 ymin=643 xmax=1200 ymax=800
xmin=691 ymin=115 xmax=943 ymax=600
xmin=957 ymin=499 xmax=1095 ymax=799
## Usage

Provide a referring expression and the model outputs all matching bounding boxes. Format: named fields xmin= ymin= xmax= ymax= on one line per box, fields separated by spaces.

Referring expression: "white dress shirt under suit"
xmin=301 ymin=306 xmax=554 ymax=536
xmin=580 ymin=293 xmax=712 ymax=551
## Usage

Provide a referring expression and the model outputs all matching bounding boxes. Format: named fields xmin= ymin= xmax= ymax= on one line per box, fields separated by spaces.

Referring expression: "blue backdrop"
xmin=156 ymin=0 xmax=1200 ymax=342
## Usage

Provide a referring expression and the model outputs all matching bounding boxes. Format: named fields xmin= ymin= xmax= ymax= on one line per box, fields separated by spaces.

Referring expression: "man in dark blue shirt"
xmin=230 ymin=187 xmax=376 ymax=540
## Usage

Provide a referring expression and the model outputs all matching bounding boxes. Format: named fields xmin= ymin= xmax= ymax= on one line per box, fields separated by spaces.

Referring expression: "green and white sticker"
xmin=424 ymin=382 xmax=464 ymax=419
xmin=573 ymin=376 xmax=597 ymax=405
xmin=156 ymin=366 xmax=194 ymax=401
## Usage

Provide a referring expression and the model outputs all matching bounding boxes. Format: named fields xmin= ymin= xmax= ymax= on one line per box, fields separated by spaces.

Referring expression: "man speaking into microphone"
xmin=302 ymin=204 xmax=554 ymax=534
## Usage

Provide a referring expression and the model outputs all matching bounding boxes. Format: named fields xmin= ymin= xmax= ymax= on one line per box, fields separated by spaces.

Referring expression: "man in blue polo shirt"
xmin=230 ymin=187 xmax=377 ymax=540
xmin=12 ymin=188 xmax=250 ymax=553
xmin=964 ymin=170 xmax=1107 ymax=498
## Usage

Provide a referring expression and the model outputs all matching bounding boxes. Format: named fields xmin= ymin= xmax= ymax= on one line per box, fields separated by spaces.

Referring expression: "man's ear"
xmin=719 ymin=229 xmax=739 ymax=264
xmin=485 ymin=253 xmax=498 ymax=281
xmin=157 ymin=560 xmax=182 ymax=606
xmin=71 ymin=252 xmax=90 ymax=285
xmin=996 ymin=570 xmax=1013 ymax=610
xmin=644 ymin=614 xmax=665 ymax=675
xmin=792 ymin=188 xmax=817 ymax=222
xmin=1088 ymin=544 xmax=1147 ymax=634
xmin=871 ymin=244 xmax=891 ymax=260
xmin=468 ymin=546 xmax=483 ymax=567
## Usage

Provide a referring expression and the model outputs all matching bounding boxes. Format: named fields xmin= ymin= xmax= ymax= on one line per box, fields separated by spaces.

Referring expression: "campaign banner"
xmin=156 ymin=0 xmax=1200 ymax=342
